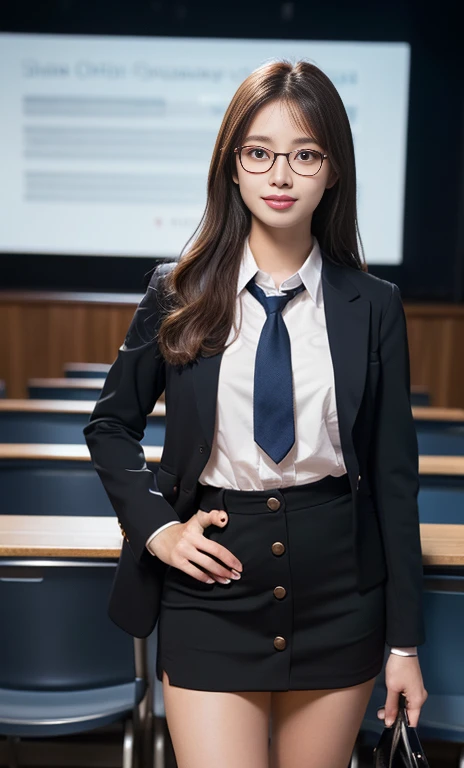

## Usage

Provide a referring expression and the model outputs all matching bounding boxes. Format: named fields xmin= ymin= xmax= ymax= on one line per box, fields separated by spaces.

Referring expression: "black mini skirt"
xmin=156 ymin=472 xmax=386 ymax=692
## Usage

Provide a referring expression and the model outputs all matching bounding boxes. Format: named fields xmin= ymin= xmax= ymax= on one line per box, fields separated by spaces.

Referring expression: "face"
xmin=232 ymin=100 xmax=338 ymax=233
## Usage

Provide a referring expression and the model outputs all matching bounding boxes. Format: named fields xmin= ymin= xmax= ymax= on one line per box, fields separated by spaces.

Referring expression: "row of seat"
xmin=1 ymin=398 xmax=463 ymax=454
xmin=0 ymin=363 xmax=462 ymax=765
xmin=0 ymin=445 xmax=462 ymax=525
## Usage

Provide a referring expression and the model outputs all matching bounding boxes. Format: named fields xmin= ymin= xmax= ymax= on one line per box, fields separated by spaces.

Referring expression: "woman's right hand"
xmin=147 ymin=509 xmax=243 ymax=584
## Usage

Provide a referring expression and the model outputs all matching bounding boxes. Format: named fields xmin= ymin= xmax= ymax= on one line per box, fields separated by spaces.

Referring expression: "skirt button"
xmin=271 ymin=542 xmax=285 ymax=556
xmin=267 ymin=497 xmax=281 ymax=511
xmin=274 ymin=636 xmax=286 ymax=651
xmin=273 ymin=586 xmax=287 ymax=599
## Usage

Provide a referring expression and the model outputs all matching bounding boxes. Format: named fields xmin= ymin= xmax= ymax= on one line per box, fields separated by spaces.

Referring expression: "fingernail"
xmin=220 ymin=578 xmax=231 ymax=584
xmin=206 ymin=578 xmax=215 ymax=584
xmin=231 ymin=569 xmax=241 ymax=579
xmin=385 ymin=718 xmax=394 ymax=727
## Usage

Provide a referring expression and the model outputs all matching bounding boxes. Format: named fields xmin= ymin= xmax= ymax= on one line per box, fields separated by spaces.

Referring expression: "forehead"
xmin=243 ymin=100 xmax=319 ymax=144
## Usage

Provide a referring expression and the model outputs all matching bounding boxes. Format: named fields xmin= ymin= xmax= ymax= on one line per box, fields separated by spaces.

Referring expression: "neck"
xmin=248 ymin=223 xmax=314 ymax=276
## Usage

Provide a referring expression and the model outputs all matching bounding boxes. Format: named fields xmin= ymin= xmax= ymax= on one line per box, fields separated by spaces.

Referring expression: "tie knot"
xmin=246 ymin=279 xmax=306 ymax=315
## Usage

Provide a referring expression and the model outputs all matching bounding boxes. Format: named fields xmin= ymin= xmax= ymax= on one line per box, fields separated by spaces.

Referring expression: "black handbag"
xmin=373 ymin=693 xmax=430 ymax=767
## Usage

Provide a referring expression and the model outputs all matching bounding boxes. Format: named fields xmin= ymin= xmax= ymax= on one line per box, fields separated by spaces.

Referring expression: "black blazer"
xmin=83 ymin=254 xmax=426 ymax=648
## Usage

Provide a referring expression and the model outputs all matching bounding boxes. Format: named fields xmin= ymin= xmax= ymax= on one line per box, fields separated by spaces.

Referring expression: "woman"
xmin=84 ymin=59 xmax=428 ymax=768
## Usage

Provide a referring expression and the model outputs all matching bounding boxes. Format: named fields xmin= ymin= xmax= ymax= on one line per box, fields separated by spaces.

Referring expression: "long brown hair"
xmin=157 ymin=58 xmax=367 ymax=366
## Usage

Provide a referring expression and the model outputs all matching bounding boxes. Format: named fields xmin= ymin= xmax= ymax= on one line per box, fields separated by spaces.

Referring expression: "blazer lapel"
xmin=321 ymin=253 xmax=370 ymax=477
xmin=191 ymin=250 xmax=371 ymax=476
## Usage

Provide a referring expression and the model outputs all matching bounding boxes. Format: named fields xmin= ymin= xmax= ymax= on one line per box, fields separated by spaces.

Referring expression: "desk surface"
xmin=0 ymin=401 xmax=462 ymax=423
xmin=0 ymin=516 xmax=463 ymax=565
xmin=0 ymin=445 xmax=463 ymax=475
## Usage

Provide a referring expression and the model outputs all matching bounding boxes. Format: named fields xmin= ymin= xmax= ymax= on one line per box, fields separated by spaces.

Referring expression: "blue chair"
xmin=360 ymin=573 xmax=464 ymax=766
xmin=419 ymin=485 xmax=464 ymax=523
xmin=0 ymin=404 xmax=166 ymax=445
xmin=28 ymin=379 xmax=105 ymax=400
xmin=1 ymin=454 xmax=161 ymax=517
xmin=64 ymin=363 xmax=110 ymax=379
xmin=411 ymin=390 xmax=430 ymax=407
xmin=416 ymin=429 xmax=464 ymax=456
xmin=0 ymin=558 xmax=153 ymax=767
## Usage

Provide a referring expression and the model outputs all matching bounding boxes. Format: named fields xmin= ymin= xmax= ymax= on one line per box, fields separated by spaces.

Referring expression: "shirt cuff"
xmin=390 ymin=646 xmax=417 ymax=654
xmin=145 ymin=520 xmax=182 ymax=556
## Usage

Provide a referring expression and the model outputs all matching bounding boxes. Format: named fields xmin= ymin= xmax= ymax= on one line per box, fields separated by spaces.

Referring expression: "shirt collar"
xmin=236 ymin=234 xmax=323 ymax=306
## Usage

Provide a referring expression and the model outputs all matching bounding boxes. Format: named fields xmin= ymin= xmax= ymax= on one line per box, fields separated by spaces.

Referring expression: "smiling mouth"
xmin=262 ymin=197 xmax=297 ymax=209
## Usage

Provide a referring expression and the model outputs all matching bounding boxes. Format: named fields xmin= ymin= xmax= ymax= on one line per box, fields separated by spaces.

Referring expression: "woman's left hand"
xmin=376 ymin=653 xmax=428 ymax=728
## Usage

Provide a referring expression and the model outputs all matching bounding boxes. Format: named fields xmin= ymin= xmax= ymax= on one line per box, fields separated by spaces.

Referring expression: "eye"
xmin=295 ymin=150 xmax=320 ymax=163
xmin=244 ymin=146 xmax=270 ymax=160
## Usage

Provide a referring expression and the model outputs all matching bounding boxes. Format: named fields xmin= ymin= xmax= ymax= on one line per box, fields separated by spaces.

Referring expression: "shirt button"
xmin=274 ymin=636 xmax=286 ymax=651
xmin=271 ymin=542 xmax=285 ymax=556
xmin=267 ymin=497 xmax=281 ymax=511
xmin=273 ymin=586 xmax=286 ymax=599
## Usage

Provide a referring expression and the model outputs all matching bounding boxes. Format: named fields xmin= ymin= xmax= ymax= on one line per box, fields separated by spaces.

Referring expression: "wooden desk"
xmin=412 ymin=407 xmax=464 ymax=422
xmin=0 ymin=445 xmax=462 ymax=475
xmin=0 ymin=443 xmax=162 ymax=461
xmin=0 ymin=399 xmax=165 ymax=417
xmin=0 ymin=516 xmax=463 ymax=566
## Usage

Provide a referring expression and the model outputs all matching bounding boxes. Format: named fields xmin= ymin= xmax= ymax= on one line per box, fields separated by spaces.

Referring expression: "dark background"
xmin=1 ymin=0 xmax=462 ymax=300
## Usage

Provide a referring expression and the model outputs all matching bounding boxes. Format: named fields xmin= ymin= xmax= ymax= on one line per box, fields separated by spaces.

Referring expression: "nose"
xmin=268 ymin=154 xmax=293 ymax=186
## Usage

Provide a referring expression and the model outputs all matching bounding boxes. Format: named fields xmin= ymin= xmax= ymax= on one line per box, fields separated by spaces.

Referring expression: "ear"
xmin=326 ymin=168 xmax=339 ymax=189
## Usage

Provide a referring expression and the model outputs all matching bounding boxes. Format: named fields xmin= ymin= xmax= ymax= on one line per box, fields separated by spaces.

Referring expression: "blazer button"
xmin=271 ymin=542 xmax=285 ymax=556
xmin=267 ymin=497 xmax=281 ymax=511
xmin=199 ymin=446 xmax=204 ymax=453
xmin=274 ymin=636 xmax=286 ymax=651
xmin=173 ymin=486 xmax=177 ymax=493
xmin=273 ymin=586 xmax=286 ymax=600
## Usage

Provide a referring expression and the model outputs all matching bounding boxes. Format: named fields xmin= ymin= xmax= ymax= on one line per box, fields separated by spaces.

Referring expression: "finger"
xmin=190 ymin=546 xmax=242 ymax=581
xmin=195 ymin=508 xmax=228 ymax=530
xmin=377 ymin=707 xmax=385 ymax=721
xmin=177 ymin=559 xmax=219 ymax=584
xmin=405 ymin=701 xmax=421 ymax=729
xmin=192 ymin=534 xmax=242 ymax=573
xmin=385 ymin=689 xmax=400 ymax=727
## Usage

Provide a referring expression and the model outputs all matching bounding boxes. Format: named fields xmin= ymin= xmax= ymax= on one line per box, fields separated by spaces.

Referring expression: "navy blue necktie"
xmin=246 ymin=278 xmax=306 ymax=463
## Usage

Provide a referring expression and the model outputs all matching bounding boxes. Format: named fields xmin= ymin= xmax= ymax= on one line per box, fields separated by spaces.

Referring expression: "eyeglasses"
xmin=234 ymin=145 xmax=328 ymax=177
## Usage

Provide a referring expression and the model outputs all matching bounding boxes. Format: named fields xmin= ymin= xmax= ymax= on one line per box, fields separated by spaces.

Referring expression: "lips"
xmin=262 ymin=196 xmax=297 ymax=201
xmin=262 ymin=197 xmax=297 ymax=210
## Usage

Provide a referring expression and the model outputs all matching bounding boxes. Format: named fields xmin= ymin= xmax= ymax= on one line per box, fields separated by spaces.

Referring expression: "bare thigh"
xmin=269 ymin=676 xmax=376 ymax=768
xmin=162 ymin=669 xmax=271 ymax=768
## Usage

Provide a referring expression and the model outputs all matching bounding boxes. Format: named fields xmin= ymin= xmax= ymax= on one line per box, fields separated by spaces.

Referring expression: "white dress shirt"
xmin=143 ymin=235 xmax=414 ymax=653
xmin=146 ymin=233 xmax=346 ymax=545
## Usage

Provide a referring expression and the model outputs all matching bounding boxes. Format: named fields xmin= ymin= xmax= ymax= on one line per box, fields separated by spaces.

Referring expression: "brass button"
xmin=274 ymin=636 xmax=286 ymax=651
xmin=267 ymin=497 xmax=281 ymax=511
xmin=273 ymin=586 xmax=286 ymax=599
xmin=271 ymin=542 xmax=285 ymax=556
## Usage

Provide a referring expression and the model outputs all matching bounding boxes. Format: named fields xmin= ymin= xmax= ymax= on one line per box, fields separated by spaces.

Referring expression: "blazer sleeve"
xmin=83 ymin=264 xmax=182 ymax=565
xmin=371 ymin=282 xmax=426 ymax=648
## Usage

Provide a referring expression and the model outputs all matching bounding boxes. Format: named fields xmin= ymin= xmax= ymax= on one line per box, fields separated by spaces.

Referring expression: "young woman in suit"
xmin=84 ymin=59 xmax=428 ymax=767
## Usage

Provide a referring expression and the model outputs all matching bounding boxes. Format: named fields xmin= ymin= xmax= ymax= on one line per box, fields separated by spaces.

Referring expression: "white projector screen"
xmin=0 ymin=33 xmax=410 ymax=265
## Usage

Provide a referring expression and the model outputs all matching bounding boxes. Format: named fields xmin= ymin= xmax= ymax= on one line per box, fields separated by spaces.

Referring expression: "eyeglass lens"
xmin=239 ymin=146 xmax=322 ymax=175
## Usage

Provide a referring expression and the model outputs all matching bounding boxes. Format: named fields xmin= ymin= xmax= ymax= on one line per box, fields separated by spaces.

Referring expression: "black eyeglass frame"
xmin=233 ymin=145 xmax=329 ymax=177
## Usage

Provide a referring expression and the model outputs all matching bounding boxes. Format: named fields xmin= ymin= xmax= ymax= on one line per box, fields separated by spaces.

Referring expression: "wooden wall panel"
xmin=0 ymin=291 xmax=463 ymax=406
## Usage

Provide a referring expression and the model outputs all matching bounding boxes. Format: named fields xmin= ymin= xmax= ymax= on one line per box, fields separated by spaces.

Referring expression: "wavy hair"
xmin=156 ymin=58 xmax=367 ymax=366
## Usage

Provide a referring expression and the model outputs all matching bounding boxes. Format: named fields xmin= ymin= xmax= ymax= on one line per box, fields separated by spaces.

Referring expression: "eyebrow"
xmin=243 ymin=134 xmax=318 ymax=145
